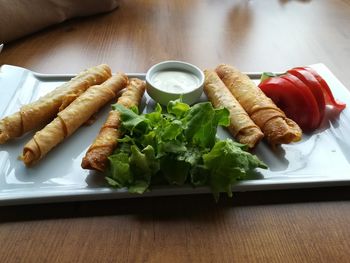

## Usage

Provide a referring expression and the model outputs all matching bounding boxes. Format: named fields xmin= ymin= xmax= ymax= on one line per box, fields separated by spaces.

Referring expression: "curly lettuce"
xmin=106 ymin=100 xmax=267 ymax=199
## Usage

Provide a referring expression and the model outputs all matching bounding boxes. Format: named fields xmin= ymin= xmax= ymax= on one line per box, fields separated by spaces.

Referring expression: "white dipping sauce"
xmin=151 ymin=70 xmax=199 ymax=93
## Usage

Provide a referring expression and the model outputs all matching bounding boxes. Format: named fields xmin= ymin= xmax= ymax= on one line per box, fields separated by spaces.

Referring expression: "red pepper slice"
xmin=259 ymin=76 xmax=318 ymax=132
xmin=295 ymin=67 xmax=346 ymax=111
xmin=287 ymin=68 xmax=325 ymax=128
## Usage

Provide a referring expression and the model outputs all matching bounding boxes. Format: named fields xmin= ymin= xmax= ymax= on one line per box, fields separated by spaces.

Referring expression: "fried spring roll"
xmin=81 ymin=78 xmax=146 ymax=172
xmin=204 ymin=70 xmax=263 ymax=148
xmin=21 ymin=73 xmax=128 ymax=166
xmin=215 ymin=64 xmax=302 ymax=145
xmin=0 ymin=64 xmax=112 ymax=144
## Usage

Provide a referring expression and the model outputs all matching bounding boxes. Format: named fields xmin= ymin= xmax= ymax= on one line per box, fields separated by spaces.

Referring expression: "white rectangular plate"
xmin=1 ymin=63 xmax=350 ymax=206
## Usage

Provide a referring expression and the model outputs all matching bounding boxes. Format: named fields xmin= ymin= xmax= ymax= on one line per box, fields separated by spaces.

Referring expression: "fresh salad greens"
xmin=106 ymin=100 xmax=267 ymax=200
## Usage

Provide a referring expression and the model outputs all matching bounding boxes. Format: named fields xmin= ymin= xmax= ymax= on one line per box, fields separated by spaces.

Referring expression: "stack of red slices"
xmin=259 ymin=67 xmax=346 ymax=132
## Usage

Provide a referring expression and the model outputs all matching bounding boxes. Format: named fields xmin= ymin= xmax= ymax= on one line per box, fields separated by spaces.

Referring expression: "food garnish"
xmin=259 ymin=67 xmax=346 ymax=132
xmin=106 ymin=100 xmax=267 ymax=200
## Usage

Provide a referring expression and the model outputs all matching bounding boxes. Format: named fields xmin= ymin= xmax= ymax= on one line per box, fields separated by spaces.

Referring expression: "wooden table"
xmin=1 ymin=0 xmax=350 ymax=262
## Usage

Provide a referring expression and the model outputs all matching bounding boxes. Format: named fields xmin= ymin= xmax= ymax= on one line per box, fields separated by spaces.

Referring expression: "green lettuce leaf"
xmin=184 ymin=102 xmax=230 ymax=148
xmin=107 ymin=152 xmax=132 ymax=187
xmin=107 ymin=99 xmax=267 ymax=200
xmin=203 ymin=139 xmax=267 ymax=200
xmin=112 ymin=103 xmax=149 ymax=135
xmin=167 ymin=99 xmax=190 ymax=118
xmin=128 ymin=145 xmax=159 ymax=193
xmin=160 ymin=155 xmax=191 ymax=185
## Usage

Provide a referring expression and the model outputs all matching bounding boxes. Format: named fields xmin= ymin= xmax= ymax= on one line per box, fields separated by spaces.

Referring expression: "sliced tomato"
xmin=259 ymin=66 xmax=346 ymax=133
xmin=295 ymin=67 xmax=346 ymax=111
xmin=259 ymin=76 xmax=318 ymax=132
xmin=284 ymin=70 xmax=325 ymax=128
xmin=280 ymin=74 xmax=321 ymax=131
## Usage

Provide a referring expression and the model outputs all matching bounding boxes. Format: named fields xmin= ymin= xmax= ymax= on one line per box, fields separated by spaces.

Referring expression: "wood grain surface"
xmin=1 ymin=0 xmax=350 ymax=262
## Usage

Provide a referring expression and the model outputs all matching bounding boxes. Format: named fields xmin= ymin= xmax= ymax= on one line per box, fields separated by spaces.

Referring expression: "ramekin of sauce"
xmin=145 ymin=61 xmax=204 ymax=106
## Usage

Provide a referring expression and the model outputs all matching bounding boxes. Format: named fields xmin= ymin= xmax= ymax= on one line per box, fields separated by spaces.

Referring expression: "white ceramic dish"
xmin=0 ymin=63 xmax=350 ymax=206
xmin=145 ymin=60 xmax=204 ymax=105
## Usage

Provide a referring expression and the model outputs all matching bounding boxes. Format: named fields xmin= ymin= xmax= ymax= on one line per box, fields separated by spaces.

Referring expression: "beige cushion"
xmin=0 ymin=0 xmax=119 ymax=43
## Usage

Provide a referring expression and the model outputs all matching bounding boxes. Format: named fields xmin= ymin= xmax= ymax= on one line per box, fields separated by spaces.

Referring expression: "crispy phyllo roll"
xmin=81 ymin=78 xmax=146 ymax=172
xmin=204 ymin=70 xmax=263 ymax=148
xmin=215 ymin=64 xmax=302 ymax=145
xmin=21 ymin=73 xmax=128 ymax=166
xmin=0 ymin=64 xmax=112 ymax=144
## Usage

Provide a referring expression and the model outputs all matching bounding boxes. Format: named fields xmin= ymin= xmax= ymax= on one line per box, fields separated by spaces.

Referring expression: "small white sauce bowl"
xmin=145 ymin=60 xmax=205 ymax=106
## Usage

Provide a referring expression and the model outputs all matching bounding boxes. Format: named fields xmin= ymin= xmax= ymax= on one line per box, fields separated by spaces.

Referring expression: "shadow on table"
xmin=1 ymin=186 xmax=350 ymax=223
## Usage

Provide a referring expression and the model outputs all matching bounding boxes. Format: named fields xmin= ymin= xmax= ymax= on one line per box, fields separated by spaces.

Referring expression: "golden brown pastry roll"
xmin=81 ymin=78 xmax=146 ymax=172
xmin=204 ymin=70 xmax=263 ymax=148
xmin=21 ymin=73 xmax=128 ymax=166
xmin=0 ymin=64 xmax=112 ymax=144
xmin=215 ymin=64 xmax=302 ymax=145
